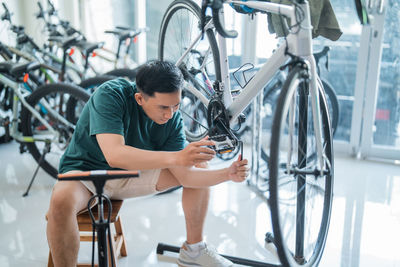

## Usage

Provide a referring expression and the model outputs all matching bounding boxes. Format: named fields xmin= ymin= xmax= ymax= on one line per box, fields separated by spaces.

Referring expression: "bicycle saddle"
xmin=48 ymin=35 xmax=83 ymax=50
xmin=0 ymin=62 xmax=13 ymax=74
xmin=74 ymin=40 xmax=105 ymax=55
xmin=105 ymin=27 xmax=148 ymax=41
xmin=0 ymin=61 xmax=41 ymax=78
xmin=0 ymin=42 xmax=13 ymax=59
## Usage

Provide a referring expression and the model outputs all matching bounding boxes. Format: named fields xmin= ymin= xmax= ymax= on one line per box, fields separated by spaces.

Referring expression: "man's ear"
xmin=135 ymin=93 xmax=144 ymax=106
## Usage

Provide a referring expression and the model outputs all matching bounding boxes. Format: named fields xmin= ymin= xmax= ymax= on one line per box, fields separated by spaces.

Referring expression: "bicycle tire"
xmin=21 ymin=83 xmax=90 ymax=178
xmin=159 ymin=0 xmax=221 ymax=142
xmin=269 ymin=66 xmax=334 ymax=267
xmin=0 ymin=86 xmax=12 ymax=143
xmin=104 ymin=67 xmax=138 ymax=81
xmin=65 ymin=75 xmax=115 ymax=124
xmin=320 ymin=79 xmax=339 ymax=136
xmin=260 ymin=77 xmax=339 ymax=164
xmin=79 ymin=75 xmax=116 ymax=93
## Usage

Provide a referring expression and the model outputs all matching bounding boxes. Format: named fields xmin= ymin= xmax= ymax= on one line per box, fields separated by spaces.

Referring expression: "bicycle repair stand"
xmin=156 ymin=96 xmax=280 ymax=267
xmin=57 ymin=170 xmax=139 ymax=267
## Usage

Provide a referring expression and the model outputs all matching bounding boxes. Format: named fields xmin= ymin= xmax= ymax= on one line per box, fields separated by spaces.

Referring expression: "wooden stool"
xmin=47 ymin=199 xmax=127 ymax=267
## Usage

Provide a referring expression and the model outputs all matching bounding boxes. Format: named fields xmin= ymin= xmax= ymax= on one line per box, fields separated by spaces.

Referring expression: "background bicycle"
xmin=0 ymin=60 xmax=90 ymax=179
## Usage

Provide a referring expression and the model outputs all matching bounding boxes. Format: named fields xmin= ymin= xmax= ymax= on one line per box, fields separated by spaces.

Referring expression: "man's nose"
xmin=164 ymin=108 xmax=174 ymax=119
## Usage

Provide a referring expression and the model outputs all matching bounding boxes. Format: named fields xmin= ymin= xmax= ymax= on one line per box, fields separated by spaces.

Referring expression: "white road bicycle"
xmin=159 ymin=0 xmax=334 ymax=266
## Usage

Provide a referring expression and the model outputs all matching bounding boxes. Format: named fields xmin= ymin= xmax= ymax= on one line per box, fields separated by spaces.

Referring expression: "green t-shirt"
xmin=59 ymin=78 xmax=186 ymax=173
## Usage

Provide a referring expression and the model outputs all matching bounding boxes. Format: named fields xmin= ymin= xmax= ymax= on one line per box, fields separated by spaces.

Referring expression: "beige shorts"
xmin=65 ymin=169 xmax=162 ymax=200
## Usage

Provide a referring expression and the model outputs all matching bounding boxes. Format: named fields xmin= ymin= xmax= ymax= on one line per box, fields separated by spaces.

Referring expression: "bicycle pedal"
xmin=209 ymin=134 xmax=236 ymax=154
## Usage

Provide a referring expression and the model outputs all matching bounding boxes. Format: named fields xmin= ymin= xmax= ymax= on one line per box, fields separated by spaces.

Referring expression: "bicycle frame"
xmin=0 ymin=73 xmax=74 ymax=144
xmin=5 ymin=44 xmax=84 ymax=83
xmin=179 ymin=0 xmax=325 ymax=172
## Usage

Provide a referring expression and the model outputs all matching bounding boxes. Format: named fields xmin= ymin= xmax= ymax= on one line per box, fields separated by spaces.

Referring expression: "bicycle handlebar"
xmin=36 ymin=2 xmax=45 ymax=19
xmin=10 ymin=25 xmax=24 ymax=34
xmin=1 ymin=2 xmax=12 ymax=23
xmin=313 ymin=46 xmax=330 ymax=63
xmin=313 ymin=46 xmax=330 ymax=74
xmin=201 ymin=0 xmax=238 ymax=38
xmin=47 ymin=0 xmax=57 ymax=16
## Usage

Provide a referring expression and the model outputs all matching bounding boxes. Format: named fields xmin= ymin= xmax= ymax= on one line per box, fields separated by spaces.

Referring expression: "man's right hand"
xmin=175 ymin=138 xmax=216 ymax=167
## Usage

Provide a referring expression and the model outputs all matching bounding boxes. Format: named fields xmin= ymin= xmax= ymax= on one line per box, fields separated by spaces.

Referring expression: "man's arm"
xmin=96 ymin=133 xmax=216 ymax=170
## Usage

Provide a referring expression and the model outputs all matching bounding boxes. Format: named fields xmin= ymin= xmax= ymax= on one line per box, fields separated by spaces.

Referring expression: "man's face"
xmin=135 ymin=90 xmax=181 ymax=125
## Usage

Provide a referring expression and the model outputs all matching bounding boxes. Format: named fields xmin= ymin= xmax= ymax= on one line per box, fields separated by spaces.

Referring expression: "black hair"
xmin=135 ymin=60 xmax=183 ymax=97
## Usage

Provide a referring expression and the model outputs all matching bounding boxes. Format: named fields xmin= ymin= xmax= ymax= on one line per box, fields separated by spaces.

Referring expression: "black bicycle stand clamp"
xmin=57 ymin=170 xmax=140 ymax=267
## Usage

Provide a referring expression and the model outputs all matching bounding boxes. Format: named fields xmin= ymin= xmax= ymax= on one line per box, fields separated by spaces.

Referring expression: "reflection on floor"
xmin=0 ymin=141 xmax=399 ymax=267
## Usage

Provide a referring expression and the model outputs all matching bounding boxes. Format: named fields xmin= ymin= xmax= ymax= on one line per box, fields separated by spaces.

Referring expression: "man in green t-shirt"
xmin=46 ymin=61 xmax=248 ymax=267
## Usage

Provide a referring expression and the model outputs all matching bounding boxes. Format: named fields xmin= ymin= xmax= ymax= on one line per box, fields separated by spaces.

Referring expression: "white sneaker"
xmin=177 ymin=242 xmax=233 ymax=267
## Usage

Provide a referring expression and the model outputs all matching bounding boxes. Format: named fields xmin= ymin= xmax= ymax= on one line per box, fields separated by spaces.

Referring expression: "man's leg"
xmin=156 ymin=169 xmax=209 ymax=244
xmin=46 ymin=180 xmax=92 ymax=267
xmin=182 ymin=187 xmax=210 ymax=244
xmin=157 ymin=168 xmax=233 ymax=266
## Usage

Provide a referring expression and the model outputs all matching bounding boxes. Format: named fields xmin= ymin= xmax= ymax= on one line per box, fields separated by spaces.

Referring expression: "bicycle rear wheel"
xmin=269 ymin=66 xmax=334 ymax=266
xmin=21 ymin=83 xmax=90 ymax=178
xmin=320 ymin=79 xmax=339 ymax=137
xmin=159 ymin=0 xmax=221 ymax=141
xmin=104 ymin=67 xmax=138 ymax=81
xmin=65 ymin=75 xmax=115 ymax=124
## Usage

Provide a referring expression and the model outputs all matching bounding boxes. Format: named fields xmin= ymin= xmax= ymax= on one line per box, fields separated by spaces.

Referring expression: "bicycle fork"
xmin=307 ymin=56 xmax=326 ymax=175
xmin=287 ymin=59 xmax=327 ymax=263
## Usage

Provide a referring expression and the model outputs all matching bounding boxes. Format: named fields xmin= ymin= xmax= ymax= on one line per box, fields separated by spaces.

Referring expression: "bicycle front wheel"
xmin=269 ymin=66 xmax=334 ymax=267
xmin=159 ymin=0 xmax=221 ymax=141
xmin=21 ymin=83 xmax=90 ymax=178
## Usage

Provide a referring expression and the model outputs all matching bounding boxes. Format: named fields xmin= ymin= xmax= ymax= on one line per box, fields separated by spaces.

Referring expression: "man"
xmin=47 ymin=60 xmax=249 ymax=267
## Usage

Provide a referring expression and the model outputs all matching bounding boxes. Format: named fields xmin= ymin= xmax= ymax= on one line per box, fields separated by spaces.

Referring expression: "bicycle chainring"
xmin=207 ymin=97 xmax=229 ymax=136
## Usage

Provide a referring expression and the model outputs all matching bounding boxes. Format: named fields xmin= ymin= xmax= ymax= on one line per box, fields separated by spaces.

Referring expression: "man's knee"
xmin=156 ymin=169 xmax=181 ymax=192
xmin=168 ymin=163 xmax=210 ymax=188
xmin=48 ymin=181 xmax=90 ymax=222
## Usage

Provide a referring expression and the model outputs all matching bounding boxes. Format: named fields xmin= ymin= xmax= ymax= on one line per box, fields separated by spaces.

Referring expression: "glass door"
xmin=359 ymin=0 xmax=400 ymax=160
xmin=312 ymin=0 xmax=363 ymax=151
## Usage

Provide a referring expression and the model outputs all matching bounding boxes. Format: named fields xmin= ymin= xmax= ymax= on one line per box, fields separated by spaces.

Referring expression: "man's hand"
xmin=175 ymin=137 xmax=216 ymax=167
xmin=228 ymin=156 xmax=249 ymax=182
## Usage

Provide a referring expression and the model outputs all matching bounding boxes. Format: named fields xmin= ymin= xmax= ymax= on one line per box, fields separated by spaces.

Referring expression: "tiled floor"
xmin=0 ymin=140 xmax=399 ymax=267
